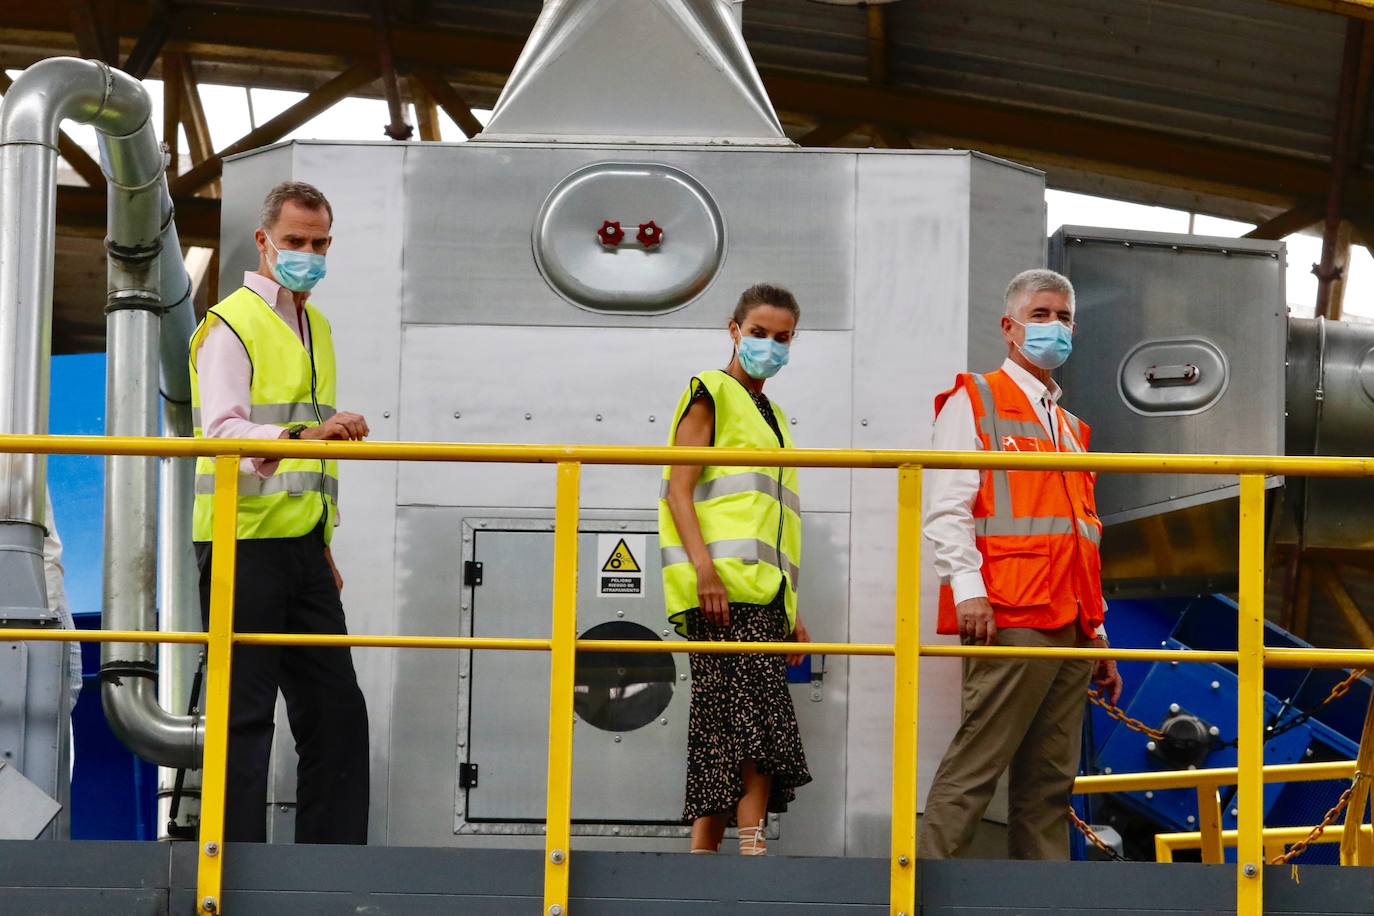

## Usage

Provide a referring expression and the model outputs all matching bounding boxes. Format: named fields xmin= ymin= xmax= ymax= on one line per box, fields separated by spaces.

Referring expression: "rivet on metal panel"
xmin=649 ymin=415 xmax=656 ymax=423
xmin=458 ymin=739 xmax=465 ymax=747
xmin=860 ymin=419 xmax=869 ymax=427
xmin=203 ymin=842 xmax=218 ymax=856
xmin=613 ymin=736 xmax=622 ymax=743
xmin=1104 ymin=767 xmax=1113 ymax=774
xmin=460 ymin=671 xmax=468 ymax=679
xmin=661 ymin=629 xmax=669 ymax=636
xmin=659 ymin=718 xmax=668 ymax=726
xmin=1232 ymin=808 xmax=1239 ymax=817
xmin=453 ymin=411 xmax=462 ymax=419
xmin=525 ymin=412 xmax=533 ymax=420
xmin=1211 ymin=681 xmax=1220 ymax=690
xmin=382 ymin=411 xmax=391 ymax=418
xmin=549 ymin=906 xmax=564 ymax=916
xmin=1187 ymin=815 xmax=1196 ymax=824
xmin=1209 ymin=726 xmax=1220 ymax=737
xmin=679 ymin=673 xmax=687 ymax=681
xmin=790 ymin=417 xmax=797 ymax=425
xmin=620 ymin=521 xmax=628 ymax=529
xmin=1169 ymin=703 xmax=1181 ymax=714
xmin=479 ymin=522 xmax=487 ymax=528
xmin=1242 ymin=863 xmax=1257 ymax=878
xmin=280 ymin=805 xmax=288 ymax=812
xmin=612 ymin=826 xmax=621 ymax=835
xmin=550 ymin=849 xmax=565 ymax=864
xmin=898 ymin=855 xmax=910 ymax=866
xmin=616 ymin=610 xmax=625 ymax=618
xmin=596 ymin=414 xmax=603 ymax=422
xmin=201 ymin=897 xmax=218 ymax=913
xmin=1146 ymin=741 xmax=1157 ymax=752
xmin=1145 ymin=791 xmax=1154 ymax=799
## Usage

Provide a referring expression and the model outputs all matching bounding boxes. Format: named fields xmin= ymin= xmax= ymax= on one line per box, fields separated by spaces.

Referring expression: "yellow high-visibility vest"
xmin=659 ymin=370 xmax=801 ymax=636
xmin=189 ymin=286 xmax=339 ymax=544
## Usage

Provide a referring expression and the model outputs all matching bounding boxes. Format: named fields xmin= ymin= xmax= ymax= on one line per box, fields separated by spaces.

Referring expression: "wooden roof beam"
xmin=64 ymin=0 xmax=117 ymax=64
xmin=411 ymin=70 xmax=484 ymax=139
xmin=170 ymin=62 xmax=380 ymax=197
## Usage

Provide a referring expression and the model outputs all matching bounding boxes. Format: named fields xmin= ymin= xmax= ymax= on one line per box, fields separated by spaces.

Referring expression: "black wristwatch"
xmin=287 ymin=424 xmax=307 ymax=440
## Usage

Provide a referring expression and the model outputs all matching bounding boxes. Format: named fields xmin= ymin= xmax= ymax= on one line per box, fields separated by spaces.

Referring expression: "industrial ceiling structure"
xmin=4 ymin=0 xmax=1374 ymax=350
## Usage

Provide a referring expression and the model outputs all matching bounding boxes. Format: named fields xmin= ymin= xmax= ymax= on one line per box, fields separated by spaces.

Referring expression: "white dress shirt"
xmin=924 ymin=357 xmax=1107 ymax=636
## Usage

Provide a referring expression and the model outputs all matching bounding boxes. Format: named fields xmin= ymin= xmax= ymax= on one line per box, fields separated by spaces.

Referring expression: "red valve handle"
xmin=597 ymin=220 xmax=625 ymax=247
xmin=636 ymin=220 xmax=664 ymax=247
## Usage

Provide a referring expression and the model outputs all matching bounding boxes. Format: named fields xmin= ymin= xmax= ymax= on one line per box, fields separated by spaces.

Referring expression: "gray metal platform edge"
xmin=0 ymin=842 xmax=1371 ymax=915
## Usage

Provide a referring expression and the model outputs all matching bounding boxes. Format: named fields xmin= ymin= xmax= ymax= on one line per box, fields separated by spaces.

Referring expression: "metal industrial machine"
xmin=3 ymin=0 xmax=1374 ymax=888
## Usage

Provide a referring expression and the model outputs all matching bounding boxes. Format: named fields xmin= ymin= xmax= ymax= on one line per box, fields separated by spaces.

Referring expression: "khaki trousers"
xmin=920 ymin=623 xmax=1093 ymax=860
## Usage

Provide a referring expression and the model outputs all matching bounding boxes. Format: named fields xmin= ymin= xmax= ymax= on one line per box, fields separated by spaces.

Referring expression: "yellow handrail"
xmin=2 ymin=433 xmax=1371 ymax=916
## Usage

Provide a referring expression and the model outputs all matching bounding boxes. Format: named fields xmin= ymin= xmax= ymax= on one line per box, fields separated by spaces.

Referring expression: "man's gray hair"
xmin=260 ymin=180 xmax=333 ymax=231
xmin=1004 ymin=268 xmax=1075 ymax=315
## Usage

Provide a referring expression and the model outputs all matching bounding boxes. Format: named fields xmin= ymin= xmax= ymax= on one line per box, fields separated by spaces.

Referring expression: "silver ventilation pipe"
xmin=0 ymin=57 xmax=201 ymax=770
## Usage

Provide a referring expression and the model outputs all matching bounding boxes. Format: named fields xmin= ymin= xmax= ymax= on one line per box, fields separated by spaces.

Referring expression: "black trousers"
xmin=196 ymin=526 xmax=369 ymax=844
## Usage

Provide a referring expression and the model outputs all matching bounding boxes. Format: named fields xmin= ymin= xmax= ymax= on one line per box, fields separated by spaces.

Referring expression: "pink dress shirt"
xmin=193 ymin=271 xmax=313 ymax=477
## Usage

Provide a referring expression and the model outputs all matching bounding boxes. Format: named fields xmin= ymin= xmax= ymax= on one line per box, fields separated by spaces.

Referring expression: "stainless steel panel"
xmin=1286 ymin=317 xmax=1374 ymax=550
xmin=1051 ymin=227 xmax=1285 ymax=525
xmin=400 ymin=144 xmax=854 ymax=330
xmin=533 ymin=161 xmax=726 ymax=314
xmin=395 ymin=325 xmax=853 ymax=514
xmin=846 ymin=152 xmax=1048 ymax=857
xmin=967 ymin=155 xmax=1049 ymax=372
xmin=465 ymin=525 xmax=688 ymax=825
xmin=0 ymin=758 xmax=60 ymax=839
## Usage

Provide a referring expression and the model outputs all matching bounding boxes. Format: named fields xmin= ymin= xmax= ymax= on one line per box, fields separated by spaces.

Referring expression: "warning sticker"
xmin=598 ymin=534 xmax=645 ymax=597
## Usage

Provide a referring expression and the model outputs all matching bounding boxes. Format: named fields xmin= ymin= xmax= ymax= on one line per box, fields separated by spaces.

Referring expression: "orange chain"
xmin=1268 ymin=770 xmax=1366 ymax=865
xmin=1066 ymin=806 xmax=1126 ymax=861
xmin=1087 ymin=688 xmax=1168 ymax=741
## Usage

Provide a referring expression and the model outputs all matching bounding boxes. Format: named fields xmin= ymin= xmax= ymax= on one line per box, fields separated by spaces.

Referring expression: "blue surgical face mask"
xmin=1012 ymin=318 xmax=1073 ymax=370
xmin=736 ymin=335 xmax=790 ymax=379
xmin=265 ymin=234 xmax=327 ymax=292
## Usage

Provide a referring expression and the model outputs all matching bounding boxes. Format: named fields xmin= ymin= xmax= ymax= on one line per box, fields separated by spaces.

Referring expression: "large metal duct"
xmin=476 ymin=0 xmax=786 ymax=145
xmin=0 ymin=57 xmax=201 ymax=770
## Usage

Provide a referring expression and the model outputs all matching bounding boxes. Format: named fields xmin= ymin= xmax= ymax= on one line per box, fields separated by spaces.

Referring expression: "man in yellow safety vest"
xmin=189 ymin=180 xmax=370 ymax=844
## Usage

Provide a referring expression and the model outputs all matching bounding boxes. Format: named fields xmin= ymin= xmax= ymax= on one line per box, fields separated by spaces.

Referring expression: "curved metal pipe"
xmin=0 ymin=57 xmax=201 ymax=769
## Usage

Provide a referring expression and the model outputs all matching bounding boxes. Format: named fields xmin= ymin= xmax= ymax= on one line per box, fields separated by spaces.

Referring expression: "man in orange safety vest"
xmin=920 ymin=268 xmax=1123 ymax=860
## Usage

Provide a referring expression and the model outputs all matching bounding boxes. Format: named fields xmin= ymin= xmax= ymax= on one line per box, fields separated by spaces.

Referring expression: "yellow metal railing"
xmin=4 ymin=434 xmax=1374 ymax=916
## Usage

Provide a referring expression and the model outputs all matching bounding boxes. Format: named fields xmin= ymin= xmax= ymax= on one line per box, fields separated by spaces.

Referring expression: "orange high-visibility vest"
xmin=934 ymin=369 xmax=1104 ymax=638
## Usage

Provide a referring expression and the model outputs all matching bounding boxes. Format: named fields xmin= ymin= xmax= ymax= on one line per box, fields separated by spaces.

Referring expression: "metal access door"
xmin=462 ymin=522 xmax=687 ymax=828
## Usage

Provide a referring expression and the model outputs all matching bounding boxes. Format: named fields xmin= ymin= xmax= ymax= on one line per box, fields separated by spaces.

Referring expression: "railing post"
xmin=1236 ymin=474 xmax=1265 ymax=916
xmin=197 ymin=455 xmax=239 ymax=914
xmin=1197 ymin=785 xmax=1224 ymax=864
xmin=544 ymin=461 xmax=580 ymax=915
xmin=890 ymin=466 xmax=921 ymax=916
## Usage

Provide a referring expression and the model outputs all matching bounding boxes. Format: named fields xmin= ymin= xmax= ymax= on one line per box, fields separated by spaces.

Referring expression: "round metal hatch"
xmin=1117 ymin=337 xmax=1229 ymax=417
xmin=573 ymin=620 xmax=676 ymax=733
xmin=532 ymin=161 xmax=726 ymax=314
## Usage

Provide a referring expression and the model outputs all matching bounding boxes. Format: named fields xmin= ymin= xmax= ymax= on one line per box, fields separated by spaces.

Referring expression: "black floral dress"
xmin=681 ymin=386 xmax=812 ymax=822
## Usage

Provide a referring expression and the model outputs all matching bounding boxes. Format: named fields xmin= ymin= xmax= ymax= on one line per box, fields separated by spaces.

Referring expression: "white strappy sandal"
xmin=738 ymin=820 xmax=767 ymax=856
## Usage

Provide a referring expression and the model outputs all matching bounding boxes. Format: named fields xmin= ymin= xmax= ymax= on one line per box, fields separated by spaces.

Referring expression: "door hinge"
xmin=459 ymin=762 xmax=479 ymax=789
xmin=464 ymin=561 xmax=484 ymax=587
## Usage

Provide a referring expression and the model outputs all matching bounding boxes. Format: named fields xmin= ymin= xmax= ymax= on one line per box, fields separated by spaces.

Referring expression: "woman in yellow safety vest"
xmin=659 ymin=283 xmax=811 ymax=856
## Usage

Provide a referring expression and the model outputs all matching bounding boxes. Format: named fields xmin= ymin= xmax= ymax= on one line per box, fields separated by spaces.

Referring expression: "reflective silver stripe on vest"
xmin=191 ymin=403 xmax=337 ymax=427
xmin=658 ymin=472 xmax=801 ymax=514
xmin=1077 ymin=518 xmax=1102 ymax=546
xmin=970 ymin=375 xmax=1015 ymax=518
xmin=661 ymin=539 xmax=801 ymax=588
xmin=195 ymin=471 xmax=339 ymax=501
xmin=974 ymin=516 xmax=1073 ymax=537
